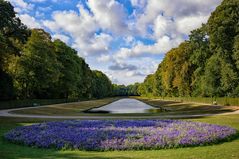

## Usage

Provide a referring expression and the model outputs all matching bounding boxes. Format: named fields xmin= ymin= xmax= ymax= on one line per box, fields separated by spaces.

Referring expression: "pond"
xmin=86 ymin=98 xmax=160 ymax=114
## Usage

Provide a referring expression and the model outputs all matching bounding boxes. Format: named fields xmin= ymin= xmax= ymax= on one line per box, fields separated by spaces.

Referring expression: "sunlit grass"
xmin=0 ymin=115 xmax=239 ymax=159
xmin=11 ymin=97 xmax=120 ymax=116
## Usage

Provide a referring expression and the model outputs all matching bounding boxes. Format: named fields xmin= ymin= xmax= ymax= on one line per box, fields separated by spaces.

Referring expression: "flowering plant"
xmin=5 ymin=120 xmax=237 ymax=151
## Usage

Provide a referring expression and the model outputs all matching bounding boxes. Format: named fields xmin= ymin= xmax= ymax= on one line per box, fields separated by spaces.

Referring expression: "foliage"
xmin=0 ymin=0 xmax=29 ymax=100
xmin=0 ymin=1 xmax=113 ymax=101
xmin=139 ymin=0 xmax=239 ymax=98
xmin=91 ymin=70 xmax=113 ymax=98
xmin=112 ymin=83 xmax=140 ymax=96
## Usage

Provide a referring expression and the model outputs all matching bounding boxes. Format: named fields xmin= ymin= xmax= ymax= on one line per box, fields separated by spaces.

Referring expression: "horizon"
xmin=7 ymin=0 xmax=222 ymax=85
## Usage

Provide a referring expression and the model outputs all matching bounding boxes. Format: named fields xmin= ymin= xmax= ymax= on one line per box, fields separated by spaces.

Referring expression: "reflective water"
xmin=88 ymin=98 xmax=160 ymax=114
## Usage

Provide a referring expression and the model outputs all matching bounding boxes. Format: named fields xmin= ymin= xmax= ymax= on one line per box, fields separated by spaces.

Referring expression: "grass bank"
xmin=8 ymin=97 xmax=238 ymax=117
xmin=137 ymin=96 xmax=239 ymax=106
xmin=0 ymin=115 xmax=239 ymax=159
xmin=0 ymin=98 xmax=79 ymax=110
xmin=11 ymin=97 xmax=121 ymax=116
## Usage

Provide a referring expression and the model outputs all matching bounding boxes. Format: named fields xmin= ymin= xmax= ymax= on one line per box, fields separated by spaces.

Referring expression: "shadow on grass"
xmin=138 ymin=98 xmax=238 ymax=116
xmin=1 ymin=116 xmax=239 ymax=159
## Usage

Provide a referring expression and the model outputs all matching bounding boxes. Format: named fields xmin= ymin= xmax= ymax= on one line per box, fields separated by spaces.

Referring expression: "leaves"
xmin=140 ymin=0 xmax=239 ymax=98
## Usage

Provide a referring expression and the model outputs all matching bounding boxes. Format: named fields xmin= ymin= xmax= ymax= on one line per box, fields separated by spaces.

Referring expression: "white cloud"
xmin=106 ymin=57 xmax=160 ymax=84
xmin=97 ymin=54 xmax=111 ymax=62
xmin=18 ymin=14 xmax=41 ymax=28
xmin=135 ymin=0 xmax=222 ymax=36
xmin=73 ymin=32 xmax=113 ymax=56
xmin=116 ymin=36 xmax=183 ymax=59
xmin=176 ymin=15 xmax=210 ymax=35
xmin=24 ymin=0 xmax=223 ymax=84
xmin=87 ymin=0 xmax=128 ymax=34
xmin=52 ymin=34 xmax=70 ymax=44
xmin=153 ymin=15 xmax=175 ymax=38
xmin=130 ymin=0 xmax=146 ymax=8
xmin=7 ymin=0 xmax=34 ymax=12
xmin=42 ymin=20 xmax=59 ymax=31
xmin=30 ymin=0 xmax=46 ymax=2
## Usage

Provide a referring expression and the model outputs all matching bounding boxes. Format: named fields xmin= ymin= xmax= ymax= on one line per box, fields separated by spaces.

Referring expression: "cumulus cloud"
xmin=176 ymin=15 xmax=210 ymax=35
xmin=97 ymin=54 xmax=111 ymax=62
xmin=52 ymin=34 xmax=70 ymax=43
xmin=10 ymin=0 xmax=222 ymax=84
xmin=106 ymin=57 xmax=160 ymax=84
xmin=126 ymin=71 xmax=145 ymax=77
xmin=30 ymin=0 xmax=46 ymax=3
xmin=109 ymin=62 xmax=138 ymax=71
xmin=18 ymin=14 xmax=41 ymax=28
xmin=135 ymin=0 xmax=221 ymax=36
xmin=115 ymin=36 xmax=183 ymax=59
xmin=87 ymin=0 xmax=128 ymax=34
xmin=7 ymin=0 xmax=34 ymax=12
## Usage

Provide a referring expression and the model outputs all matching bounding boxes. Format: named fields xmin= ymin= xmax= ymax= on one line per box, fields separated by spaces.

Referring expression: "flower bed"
xmin=4 ymin=120 xmax=237 ymax=151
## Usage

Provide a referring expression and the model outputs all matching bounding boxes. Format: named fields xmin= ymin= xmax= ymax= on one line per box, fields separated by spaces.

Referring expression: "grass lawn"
xmin=9 ymin=97 xmax=238 ymax=117
xmin=1 ymin=97 xmax=239 ymax=159
xmin=135 ymin=97 xmax=239 ymax=116
xmin=11 ymin=97 xmax=121 ymax=116
xmin=0 ymin=115 xmax=239 ymax=159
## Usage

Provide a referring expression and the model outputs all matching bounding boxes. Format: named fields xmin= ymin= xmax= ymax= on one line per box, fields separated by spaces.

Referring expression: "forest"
xmin=138 ymin=0 xmax=239 ymax=98
xmin=0 ymin=0 xmax=112 ymax=100
xmin=0 ymin=0 xmax=239 ymax=101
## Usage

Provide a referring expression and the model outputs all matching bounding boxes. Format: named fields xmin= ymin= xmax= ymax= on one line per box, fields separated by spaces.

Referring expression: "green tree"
xmin=202 ymin=55 xmax=221 ymax=97
xmin=0 ymin=0 xmax=29 ymax=100
xmin=91 ymin=70 xmax=112 ymax=98
xmin=53 ymin=39 xmax=83 ymax=98
xmin=189 ymin=25 xmax=211 ymax=96
xmin=14 ymin=29 xmax=61 ymax=99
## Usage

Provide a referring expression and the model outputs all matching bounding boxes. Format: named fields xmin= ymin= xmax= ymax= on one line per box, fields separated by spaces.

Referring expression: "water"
xmin=87 ymin=98 xmax=160 ymax=114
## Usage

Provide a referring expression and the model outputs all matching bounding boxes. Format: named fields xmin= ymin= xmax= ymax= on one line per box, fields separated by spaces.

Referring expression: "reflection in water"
xmin=86 ymin=98 xmax=160 ymax=114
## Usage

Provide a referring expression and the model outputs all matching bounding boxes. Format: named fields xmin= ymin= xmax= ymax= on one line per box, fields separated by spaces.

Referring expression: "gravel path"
xmin=0 ymin=99 xmax=239 ymax=119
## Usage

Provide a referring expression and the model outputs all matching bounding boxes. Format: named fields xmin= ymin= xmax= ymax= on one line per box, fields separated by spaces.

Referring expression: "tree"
xmin=189 ymin=25 xmax=211 ymax=96
xmin=91 ymin=70 xmax=112 ymax=98
xmin=202 ymin=55 xmax=221 ymax=97
xmin=14 ymin=29 xmax=61 ymax=99
xmin=53 ymin=39 xmax=83 ymax=98
xmin=139 ymin=0 xmax=239 ymax=98
xmin=0 ymin=0 xmax=29 ymax=100
xmin=208 ymin=0 xmax=239 ymax=57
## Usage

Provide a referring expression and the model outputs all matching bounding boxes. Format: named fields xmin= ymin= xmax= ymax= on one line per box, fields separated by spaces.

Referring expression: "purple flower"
xmin=4 ymin=120 xmax=237 ymax=151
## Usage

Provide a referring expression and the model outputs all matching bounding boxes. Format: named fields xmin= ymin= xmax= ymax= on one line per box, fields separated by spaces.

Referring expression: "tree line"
xmin=1 ymin=0 xmax=238 ymax=101
xmin=0 ymin=0 xmax=112 ymax=100
xmin=112 ymin=83 xmax=140 ymax=96
xmin=138 ymin=0 xmax=239 ymax=98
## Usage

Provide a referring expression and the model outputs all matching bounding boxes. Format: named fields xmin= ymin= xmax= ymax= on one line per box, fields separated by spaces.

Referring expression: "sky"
xmin=7 ymin=0 xmax=222 ymax=85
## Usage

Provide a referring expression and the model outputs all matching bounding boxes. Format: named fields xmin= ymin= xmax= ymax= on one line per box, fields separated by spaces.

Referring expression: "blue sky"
xmin=8 ymin=0 xmax=222 ymax=85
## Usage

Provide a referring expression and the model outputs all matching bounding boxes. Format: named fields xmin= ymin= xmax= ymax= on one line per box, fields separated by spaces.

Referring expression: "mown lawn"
xmin=10 ymin=97 xmax=238 ymax=117
xmin=136 ymin=97 xmax=239 ymax=116
xmin=11 ymin=97 xmax=121 ymax=116
xmin=0 ymin=114 xmax=239 ymax=159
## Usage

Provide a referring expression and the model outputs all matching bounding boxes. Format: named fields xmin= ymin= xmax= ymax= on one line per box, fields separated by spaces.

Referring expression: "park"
xmin=0 ymin=0 xmax=239 ymax=158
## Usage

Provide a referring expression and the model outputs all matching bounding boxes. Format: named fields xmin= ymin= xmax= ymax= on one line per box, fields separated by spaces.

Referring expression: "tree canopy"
xmin=139 ymin=0 xmax=239 ymax=98
xmin=0 ymin=0 xmax=113 ymax=100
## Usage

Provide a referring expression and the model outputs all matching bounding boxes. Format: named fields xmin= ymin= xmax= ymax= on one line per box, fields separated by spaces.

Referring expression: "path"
xmin=0 ymin=99 xmax=239 ymax=119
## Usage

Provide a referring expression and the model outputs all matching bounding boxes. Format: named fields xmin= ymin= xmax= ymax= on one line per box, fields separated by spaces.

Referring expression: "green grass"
xmin=1 ymin=97 xmax=239 ymax=158
xmin=10 ymin=97 xmax=238 ymax=117
xmin=138 ymin=96 xmax=239 ymax=106
xmin=0 ymin=115 xmax=239 ymax=159
xmin=133 ymin=97 xmax=238 ymax=116
xmin=0 ymin=98 xmax=79 ymax=110
xmin=11 ymin=97 xmax=121 ymax=116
